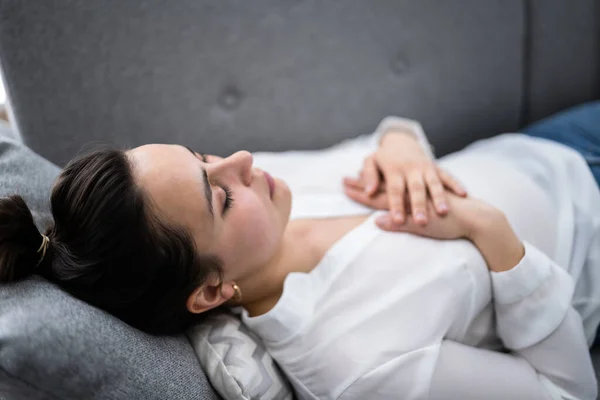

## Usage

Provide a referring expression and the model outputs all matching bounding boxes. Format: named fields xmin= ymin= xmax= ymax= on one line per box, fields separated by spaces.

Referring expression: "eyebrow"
xmin=184 ymin=146 xmax=214 ymax=220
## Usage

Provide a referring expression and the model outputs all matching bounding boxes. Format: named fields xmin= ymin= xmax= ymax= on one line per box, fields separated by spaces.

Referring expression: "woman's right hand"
xmin=344 ymin=132 xmax=466 ymax=226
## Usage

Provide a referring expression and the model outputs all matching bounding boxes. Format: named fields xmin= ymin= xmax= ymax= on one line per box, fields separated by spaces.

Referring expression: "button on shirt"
xmin=243 ymin=117 xmax=600 ymax=399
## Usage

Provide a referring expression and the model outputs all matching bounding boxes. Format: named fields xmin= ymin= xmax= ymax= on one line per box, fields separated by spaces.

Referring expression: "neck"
xmin=237 ymin=221 xmax=320 ymax=317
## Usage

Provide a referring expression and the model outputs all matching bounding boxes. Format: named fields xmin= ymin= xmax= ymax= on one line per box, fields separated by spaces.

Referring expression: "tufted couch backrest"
xmin=0 ymin=0 xmax=597 ymax=167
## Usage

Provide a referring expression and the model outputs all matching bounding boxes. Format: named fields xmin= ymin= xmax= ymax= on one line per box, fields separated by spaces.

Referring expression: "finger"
xmin=375 ymin=212 xmax=425 ymax=233
xmin=343 ymin=176 xmax=365 ymax=191
xmin=425 ymin=170 xmax=448 ymax=215
xmin=343 ymin=176 xmax=389 ymax=194
xmin=343 ymin=185 xmax=388 ymax=210
xmin=385 ymin=174 xmax=406 ymax=224
xmin=362 ymin=156 xmax=381 ymax=195
xmin=406 ymin=171 xmax=428 ymax=224
xmin=438 ymin=167 xmax=467 ymax=197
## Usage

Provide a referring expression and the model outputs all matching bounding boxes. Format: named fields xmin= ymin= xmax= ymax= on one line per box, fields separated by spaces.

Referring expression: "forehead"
xmin=126 ymin=144 xmax=213 ymax=241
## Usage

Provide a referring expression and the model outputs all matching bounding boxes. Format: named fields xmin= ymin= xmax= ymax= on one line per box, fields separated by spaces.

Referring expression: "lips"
xmin=264 ymin=171 xmax=275 ymax=199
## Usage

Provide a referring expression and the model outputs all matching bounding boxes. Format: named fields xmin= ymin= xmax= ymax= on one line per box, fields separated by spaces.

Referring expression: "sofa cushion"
xmin=0 ymin=130 xmax=220 ymax=400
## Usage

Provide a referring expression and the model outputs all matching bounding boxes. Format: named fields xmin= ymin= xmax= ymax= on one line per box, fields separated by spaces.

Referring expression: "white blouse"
xmin=243 ymin=117 xmax=600 ymax=399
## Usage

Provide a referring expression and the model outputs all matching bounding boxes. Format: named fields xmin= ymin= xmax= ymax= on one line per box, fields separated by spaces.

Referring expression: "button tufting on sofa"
xmin=218 ymin=88 xmax=242 ymax=111
xmin=391 ymin=54 xmax=410 ymax=76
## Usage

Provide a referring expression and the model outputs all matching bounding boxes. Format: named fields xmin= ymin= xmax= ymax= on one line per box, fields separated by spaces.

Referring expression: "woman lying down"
xmin=1 ymin=102 xmax=600 ymax=399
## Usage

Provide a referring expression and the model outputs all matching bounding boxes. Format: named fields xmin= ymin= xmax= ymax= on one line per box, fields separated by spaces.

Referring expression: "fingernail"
xmin=376 ymin=215 xmax=391 ymax=227
xmin=365 ymin=184 xmax=375 ymax=193
xmin=415 ymin=212 xmax=426 ymax=222
xmin=438 ymin=203 xmax=448 ymax=212
xmin=393 ymin=211 xmax=404 ymax=223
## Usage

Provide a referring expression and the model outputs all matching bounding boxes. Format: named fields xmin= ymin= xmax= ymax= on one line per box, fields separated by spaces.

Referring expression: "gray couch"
xmin=0 ymin=1 xmax=598 ymax=399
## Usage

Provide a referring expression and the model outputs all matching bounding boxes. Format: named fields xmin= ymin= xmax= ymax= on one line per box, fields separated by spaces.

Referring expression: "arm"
xmin=377 ymin=197 xmax=597 ymax=398
xmin=430 ymin=314 xmax=596 ymax=400
xmin=466 ymin=213 xmax=596 ymax=398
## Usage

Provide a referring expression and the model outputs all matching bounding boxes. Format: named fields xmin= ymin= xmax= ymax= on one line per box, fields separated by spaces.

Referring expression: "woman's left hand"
xmin=375 ymin=194 xmax=525 ymax=273
xmin=343 ymin=132 xmax=466 ymax=225
xmin=374 ymin=193 xmax=490 ymax=240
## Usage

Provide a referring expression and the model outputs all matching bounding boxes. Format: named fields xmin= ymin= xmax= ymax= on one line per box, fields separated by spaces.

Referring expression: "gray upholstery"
xmin=2 ymin=0 xmax=598 ymax=167
xmin=0 ymin=278 xmax=219 ymax=400
xmin=0 ymin=128 xmax=220 ymax=400
xmin=526 ymin=0 xmax=600 ymax=123
xmin=0 ymin=1 xmax=598 ymax=399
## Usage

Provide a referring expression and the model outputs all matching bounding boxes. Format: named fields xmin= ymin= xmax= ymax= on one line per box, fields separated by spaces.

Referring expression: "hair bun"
xmin=0 ymin=195 xmax=47 ymax=282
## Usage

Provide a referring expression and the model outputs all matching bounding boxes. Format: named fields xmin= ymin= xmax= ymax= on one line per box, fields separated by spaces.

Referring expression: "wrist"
xmin=470 ymin=212 xmax=525 ymax=272
xmin=379 ymin=130 xmax=425 ymax=160
xmin=466 ymin=207 xmax=503 ymax=241
xmin=459 ymin=201 xmax=502 ymax=241
xmin=379 ymin=129 xmax=420 ymax=148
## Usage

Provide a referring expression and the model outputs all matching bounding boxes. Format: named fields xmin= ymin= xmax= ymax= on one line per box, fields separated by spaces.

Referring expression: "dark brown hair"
xmin=0 ymin=147 xmax=222 ymax=334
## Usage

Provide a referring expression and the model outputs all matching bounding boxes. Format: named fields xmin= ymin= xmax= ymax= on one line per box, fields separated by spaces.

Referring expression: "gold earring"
xmin=227 ymin=283 xmax=243 ymax=305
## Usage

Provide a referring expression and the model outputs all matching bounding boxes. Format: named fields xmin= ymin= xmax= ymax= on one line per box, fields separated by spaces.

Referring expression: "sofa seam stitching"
xmin=0 ymin=365 xmax=62 ymax=400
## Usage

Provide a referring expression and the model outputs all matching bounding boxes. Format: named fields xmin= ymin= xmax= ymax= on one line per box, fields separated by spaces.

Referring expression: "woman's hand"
xmin=374 ymin=193 xmax=490 ymax=240
xmin=376 ymin=194 xmax=525 ymax=273
xmin=343 ymin=131 xmax=466 ymax=225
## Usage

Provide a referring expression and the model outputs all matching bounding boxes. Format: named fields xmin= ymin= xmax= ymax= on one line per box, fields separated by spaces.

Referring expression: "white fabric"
xmin=243 ymin=117 xmax=600 ymax=399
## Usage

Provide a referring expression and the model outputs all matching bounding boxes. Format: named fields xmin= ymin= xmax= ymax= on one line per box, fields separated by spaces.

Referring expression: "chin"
xmin=275 ymin=180 xmax=293 ymax=221
xmin=276 ymin=178 xmax=291 ymax=196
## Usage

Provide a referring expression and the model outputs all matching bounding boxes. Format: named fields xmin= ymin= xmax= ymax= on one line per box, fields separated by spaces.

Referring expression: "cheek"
xmin=218 ymin=193 xmax=281 ymax=270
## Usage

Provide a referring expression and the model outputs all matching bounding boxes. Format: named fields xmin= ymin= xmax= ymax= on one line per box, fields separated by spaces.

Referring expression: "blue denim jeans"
xmin=523 ymin=101 xmax=600 ymax=184
xmin=521 ymin=101 xmax=600 ymax=347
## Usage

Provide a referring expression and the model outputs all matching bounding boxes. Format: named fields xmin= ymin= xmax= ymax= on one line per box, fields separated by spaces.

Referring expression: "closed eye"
xmin=183 ymin=146 xmax=232 ymax=218
xmin=222 ymin=184 xmax=235 ymax=215
xmin=197 ymin=151 xmax=234 ymax=215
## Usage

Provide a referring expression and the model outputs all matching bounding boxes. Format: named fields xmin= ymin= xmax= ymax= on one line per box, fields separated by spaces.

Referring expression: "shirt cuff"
xmin=491 ymin=241 xmax=553 ymax=305
xmin=374 ymin=116 xmax=435 ymax=159
xmin=491 ymin=241 xmax=575 ymax=349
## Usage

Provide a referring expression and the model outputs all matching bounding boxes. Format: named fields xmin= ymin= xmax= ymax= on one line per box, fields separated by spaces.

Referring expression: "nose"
xmin=206 ymin=150 xmax=253 ymax=186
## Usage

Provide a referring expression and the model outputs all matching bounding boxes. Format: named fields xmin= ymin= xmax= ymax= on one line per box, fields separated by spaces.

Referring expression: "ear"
xmin=186 ymin=276 xmax=236 ymax=314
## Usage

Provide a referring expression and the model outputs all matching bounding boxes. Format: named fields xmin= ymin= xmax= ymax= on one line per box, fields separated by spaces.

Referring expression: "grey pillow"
xmin=0 ymin=129 xmax=220 ymax=400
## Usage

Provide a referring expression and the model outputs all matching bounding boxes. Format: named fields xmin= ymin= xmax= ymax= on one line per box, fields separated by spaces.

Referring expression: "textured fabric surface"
xmin=525 ymin=0 xmax=600 ymax=124
xmin=0 ymin=133 xmax=220 ymax=400
xmin=0 ymin=123 xmax=58 ymax=230
xmin=187 ymin=312 xmax=294 ymax=400
xmin=0 ymin=0 xmax=523 ymax=165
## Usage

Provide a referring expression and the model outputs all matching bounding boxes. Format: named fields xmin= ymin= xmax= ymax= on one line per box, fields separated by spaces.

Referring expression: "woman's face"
xmin=127 ymin=144 xmax=292 ymax=283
